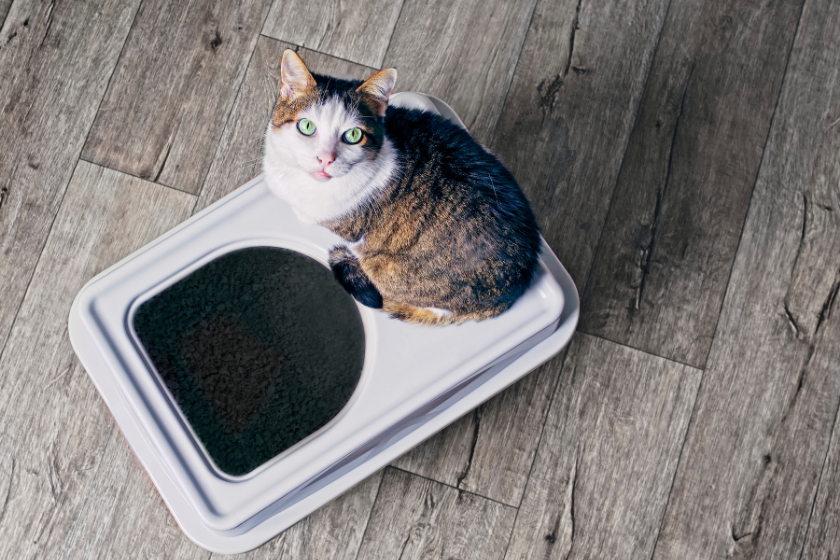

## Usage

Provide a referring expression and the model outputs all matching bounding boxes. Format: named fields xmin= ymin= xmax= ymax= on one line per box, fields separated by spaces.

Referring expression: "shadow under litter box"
xmin=133 ymin=247 xmax=365 ymax=476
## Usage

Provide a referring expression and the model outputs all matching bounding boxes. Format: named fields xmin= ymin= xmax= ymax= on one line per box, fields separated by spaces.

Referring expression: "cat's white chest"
xmin=263 ymin=129 xmax=397 ymax=225
xmin=263 ymin=165 xmax=354 ymax=224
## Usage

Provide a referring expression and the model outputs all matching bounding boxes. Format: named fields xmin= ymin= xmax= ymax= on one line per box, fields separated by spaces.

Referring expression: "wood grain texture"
xmin=196 ymin=37 xmax=376 ymax=213
xmin=0 ymin=0 xmax=13 ymax=33
xmin=505 ymin=333 xmax=701 ymax=560
xmin=801 ymin=415 xmax=840 ymax=560
xmin=214 ymin=472 xmax=382 ymax=560
xmin=72 ymin=437 xmax=382 ymax=559
xmin=356 ymin=467 xmax=516 ymax=560
xmin=0 ymin=162 xmax=196 ymax=560
xmin=62 ymin=430 xmax=208 ymax=560
xmin=81 ymin=0 xmax=273 ymax=195
xmin=261 ymin=0 xmax=403 ymax=68
xmin=580 ymin=0 xmax=805 ymax=367
xmin=0 ymin=0 xmax=138 ymax=368
xmin=382 ymin=0 xmax=539 ymax=143
xmin=391 ymin=358 xmax=562 ymax=506
xmin=490 ymin=0 xmax=671 ymax=288
xmin=651 ymin=1 xmax=840 ymax=556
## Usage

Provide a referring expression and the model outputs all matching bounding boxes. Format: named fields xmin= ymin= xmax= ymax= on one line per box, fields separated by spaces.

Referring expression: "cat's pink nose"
xmin=317 ymin=153 xmax=336 ymax=167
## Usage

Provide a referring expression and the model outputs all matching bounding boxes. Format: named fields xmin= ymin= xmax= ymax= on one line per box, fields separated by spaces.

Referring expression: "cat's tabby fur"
xmin=264 ymin=50 xmax=540 ymax=325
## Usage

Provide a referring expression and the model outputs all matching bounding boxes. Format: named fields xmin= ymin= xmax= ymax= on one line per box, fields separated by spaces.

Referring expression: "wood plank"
xmin=356 ymin=467 xmax=516 ymax=560
xmin=580 ymin=0 xmax=805 ymax=367
xmin=261 ymin=0 xmax=403 ymax=69
xmin=0 ymin=0 xmax=13 ymax=33
xmin=382 ymin=0 xmax=539 ymax=143
xmin=0 ymin=162 xmax=196 ymax=559
xmin=391 ymin=358 xmax=561 ymax=506
xmin=0 ymin=0 xmax=139 ymax=366
xmin=505 ymin=333 xmax=701 ymax=560
xmin=196 ymin=37 xmax=376 ymax=213
xmin=801 ymin=414 xmax=840 ymax=560
xmin=390 ymin=0 xmax=671 ymax=507
xmin=61 ymin=430 xmax=208 ymax=560
xmin=651 ymin=0 xmax=840 ymax=555
xmin=210 ymin=472 xmax=382 ymax=559
xmin=81 ymin=0 xmax=273 ymax=195
xmin=490 ymin=0 xmax=671 ymax=288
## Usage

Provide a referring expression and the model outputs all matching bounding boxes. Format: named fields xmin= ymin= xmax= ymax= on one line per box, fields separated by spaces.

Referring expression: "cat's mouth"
xmin=312 ymin=170 xmax=332 ymax=181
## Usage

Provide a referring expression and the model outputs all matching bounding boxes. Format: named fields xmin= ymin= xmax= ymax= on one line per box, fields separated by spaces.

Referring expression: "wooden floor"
xmin=1 ymin=0 xmax=838 ymax=557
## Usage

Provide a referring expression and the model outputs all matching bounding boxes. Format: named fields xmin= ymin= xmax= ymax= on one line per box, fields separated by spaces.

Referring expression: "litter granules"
xmin=133 ymin=247 xmax=365 ymax=476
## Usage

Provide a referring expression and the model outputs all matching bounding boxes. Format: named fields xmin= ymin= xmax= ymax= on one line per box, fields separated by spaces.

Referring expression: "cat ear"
xmin=356 ymin=68 xmax=397 ymax=116
xmin=279 ymin=49 xmax=316 ymax=100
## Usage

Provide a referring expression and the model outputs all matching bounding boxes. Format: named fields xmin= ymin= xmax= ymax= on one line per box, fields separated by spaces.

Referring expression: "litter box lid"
xmin=68 ymin=93 xmax=578 ymax=550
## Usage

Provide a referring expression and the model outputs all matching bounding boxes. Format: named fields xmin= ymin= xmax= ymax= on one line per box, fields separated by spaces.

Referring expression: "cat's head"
xmin=266 ymin=50 xmax=397 ymax=183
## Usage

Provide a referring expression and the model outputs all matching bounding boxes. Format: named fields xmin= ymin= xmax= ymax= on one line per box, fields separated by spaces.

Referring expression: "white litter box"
xmin=68 ymin=93 xmax=579 ymax=554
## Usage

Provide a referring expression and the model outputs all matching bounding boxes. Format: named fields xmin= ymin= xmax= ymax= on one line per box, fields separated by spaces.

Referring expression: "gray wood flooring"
xmin=1 ymin=0 xmax=838 ymax=557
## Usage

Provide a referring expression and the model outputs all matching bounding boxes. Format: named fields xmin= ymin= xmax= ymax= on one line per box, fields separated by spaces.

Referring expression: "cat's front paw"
xmin=329 ymin=246 xmax=383 ymax=309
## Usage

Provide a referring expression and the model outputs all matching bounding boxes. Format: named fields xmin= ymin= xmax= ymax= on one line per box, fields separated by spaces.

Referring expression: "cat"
xmin=263 ymin=50 xmax=541 ymax=326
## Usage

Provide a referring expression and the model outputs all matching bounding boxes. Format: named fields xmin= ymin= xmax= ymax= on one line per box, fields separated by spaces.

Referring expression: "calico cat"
xmin=263 ymin=50 xmax=541 ymax=325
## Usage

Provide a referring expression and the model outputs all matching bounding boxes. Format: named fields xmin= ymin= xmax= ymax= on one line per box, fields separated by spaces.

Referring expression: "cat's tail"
xmin=382 ymin=301 xmax=459 ymax=326
xmin=328 ymin=246 xmax=383 ymax=309
xmin=382 ymin=301 xmax=506 ymax=326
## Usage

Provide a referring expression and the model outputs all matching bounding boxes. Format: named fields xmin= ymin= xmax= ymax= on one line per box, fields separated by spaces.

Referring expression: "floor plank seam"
xmin=514 ymin=350 xmax=569 ymax=513
xmin=0 ymin=155 xmax=79 ymax=366
xmin=796 ymin=391 xmax=840 ymax=560
xmin=0 ymin=2 xmax=9 ymax=33
xmin=577 ymin=0 xmax=675 ymax=309
xmin=76 ymin=158 xmax=198 ymax=198
xmin=633 ymin=65 xmax=693 ymax=314
xmin=646 ymin=364 xmax=703 ymax=560
xmin=351 ymin=470 xmax=388 ymax=560
xmin=499 ymin=476 xmax=526 ymax=560
xmin=498 ymin=348 xmax=573 ymax=560
xmin=258 ymin=34 xmax=381 ymax=72
xmin=485 ymin=0 xmax=541 ymax=148
xmin=379 ymin=0 xmax=407 ymax=70
xmin=387 ymin=466 xmax=517 ymax=509
xmin=193 ymin=24 xmax=268 ymax=206
xmin=695 ymin=0 xmax=810 ymax=372
xmin=193 ymin=44 xmax=265 ymax=205
xmin=77 ymin=0 xmax=142 ymax=170
xmin=573 ymin=330 xmax=701 ymax=370
xmin=59 ymin=425 xmax=117 ymax=560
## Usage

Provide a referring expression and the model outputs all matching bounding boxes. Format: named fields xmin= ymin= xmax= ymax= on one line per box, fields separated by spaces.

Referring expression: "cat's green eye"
xmin=342 ymin=127 xmax=363 ymax=145
xmin=297 ymin=118 xmax=316 ymax=136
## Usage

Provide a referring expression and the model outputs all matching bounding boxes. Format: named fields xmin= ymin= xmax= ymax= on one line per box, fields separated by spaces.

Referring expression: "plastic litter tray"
xmin=68 ymin=92 xmax=579 ymax=554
